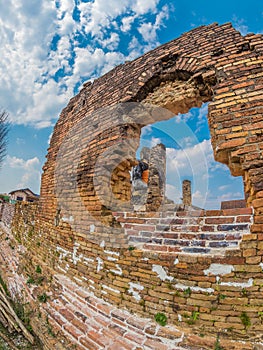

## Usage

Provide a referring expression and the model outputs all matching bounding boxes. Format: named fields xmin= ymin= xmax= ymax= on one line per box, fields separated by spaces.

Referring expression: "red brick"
xmin=63 ymin=323 xmax=83 ymax=340
xmin=79 ymin=336 xmax=101 ymax=350
xmin=252 ymin=198 xmax=263 ymax=208
xmin=205 ymin=217 xmax=234 ymax=224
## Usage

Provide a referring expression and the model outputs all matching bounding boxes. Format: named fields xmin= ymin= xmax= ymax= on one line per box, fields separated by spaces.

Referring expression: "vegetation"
xmin=0 ymin=275 xmax=9 ymax=297
xmin=37 ymin=293 xmax=48 ymax=303
xmin=214 ymin=334 xmax=223 ymax=350
xmin=128 ymin=246 xmax=135 ymax=251
xmin=35 ymin=266 xmax=42 ymax=274
xmin=240 ymin=311 xmax=251 ymax=328
xmin=154 ymin=312 xmax=167 ymax=326
xmin=183 ymin=287 xmax=192 ymax=297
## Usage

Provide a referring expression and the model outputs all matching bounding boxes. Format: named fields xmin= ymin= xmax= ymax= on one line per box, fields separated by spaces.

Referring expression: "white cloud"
xmin=121 ymin=16 xmax=136 ymax=32
xmin=47 ymin=132 xmax=53 ymax=145
xmin=218 ymin=185 xmax=229 ymax=192
xmin=141 ymin=125 xmax=153 ymax=136
xmin=138 ymin=5 xmax=169 ymax=44
xmin=218 ymin=192 xmax=243 ymax=201
xmin=165 ymin=138 xmax=243 ymax=209
xmin=174 ymin=111 xmax=193 ymax=124
xmin=232 ymin=15 xmax=248 ymax=36
xmin=166 ymin=139 xmax=211 ymax=176
xmin=5 ymin=156 xmax=41 ymax=193
xmin=0 ymin=0 xmax=171 ymax=128
xmin=98 ymin=32 xmax=120 ymax=50
xmin=150 ymin=136 xmax=162 ymax=148
xmin=131 ymin=0 xmax=159 ymax=15
xmin=165 ymin=184 xmax=181 ymax=203
xmin=78 ymin=0 xmax=131 ymax=37
xmin=8 ymin=156 xmax=39 ymax=170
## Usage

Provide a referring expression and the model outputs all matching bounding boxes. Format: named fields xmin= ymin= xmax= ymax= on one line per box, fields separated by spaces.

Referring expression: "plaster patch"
xmin=73 ymin=276 xmax=82 ymax=283
xmin=204 ymin=263 xmax=234 ymax=276
xmin=57 ymin=266 xmax=68 ymax=274
xmin=152 ymin=264 xmax=173 ymax=281
xmin=174 ymin=258 xmax=179 ymax=265
xmin=102 ymin=284 xmax=120 ymax=294
xmin=128 ymin=282 xmax=144 ymax=301
xmin=72 ymin=243 xmax=83 ymax=265
xmin=61 ymin=215 xmax=74 ymax=223
xmin=175 ymin=283 xmax=214 ymax=294
xmin=90 ymin=224 xmax=95 ymax=233
xmin=110 ymin=264 xmax=122 ymax=276
xmin=220 ymin=278 xmax=253 ymax=288
xmin=104 ymin=249 xmax=120 ymax=257
xmin=96 ymin=257 xmax=104 ymax=272
xmin=100 ymin=239 xmax=105 ymax=247
xmin=107 ymin=256 xmax=118 ymax=261
xmin=260 ymin=262 xmax=263 ymax=271
xmin=83 ymin=257 xmax=94 ymax=265
xmin=56 ymin=246 xmax=70 ymax=262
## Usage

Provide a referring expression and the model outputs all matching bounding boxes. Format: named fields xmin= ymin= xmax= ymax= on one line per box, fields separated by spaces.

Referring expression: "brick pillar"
xmin=131 ymin=147 xmax=150 ymax=211
xmin=182 ymin=179 xmax=192 ymax=206
xmin=146 ymin=143 xmax=166 ymax=211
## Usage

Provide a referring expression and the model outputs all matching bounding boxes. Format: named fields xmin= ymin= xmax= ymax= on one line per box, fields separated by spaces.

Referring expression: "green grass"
xmin=154 ymin=312 xmax=167 ymax=326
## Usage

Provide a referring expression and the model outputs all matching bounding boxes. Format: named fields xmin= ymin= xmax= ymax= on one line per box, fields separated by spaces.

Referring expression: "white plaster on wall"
xmin=83 ymin=257 xmax=95 ymax=265
xmin=128 ymin=282 xmax=144 ymax=301
xmin=61 ymin=215 xmax=74 ymax=223
xmin=204 ymin=263 xmax=234 ymax=276
xmin=110 ymin=264 xmax=123 ymax=276
xmin=102 ymin=284 xmax=120 ymax=294
xmin=220 ymin=278 xmax=253 ymax=288
xmin=104 ymin=249 xmax=120 ymax=257
xmin=152 ymin=264 xmax=173 ymax=281
xmin=174 ymin=283 xmax=214 ymax=294
xmin=96 ymin=257 xmax=104 ymax=272
xmin=174 ymin=258 xmax=179 ymax=265
xmin=73 ymin=243 xmax=83 ymax=265
xmin=107 ymin=256 xmax=118 ymax=261
xmin=56 ymin=246 xmax=70 ymax=262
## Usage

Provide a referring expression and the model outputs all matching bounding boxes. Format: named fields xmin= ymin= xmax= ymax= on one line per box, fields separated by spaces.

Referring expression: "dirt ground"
xmin=0 ymin=323 xmax=42 ymax=350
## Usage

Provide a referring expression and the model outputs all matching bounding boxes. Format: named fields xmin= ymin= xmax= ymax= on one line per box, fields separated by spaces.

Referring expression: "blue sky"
xmin=0 ymin=0 xmax=262 ymax=208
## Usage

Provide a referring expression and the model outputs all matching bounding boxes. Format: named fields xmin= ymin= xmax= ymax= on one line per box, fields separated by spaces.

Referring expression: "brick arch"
xmin=35 ymin=23 xmax=263 ymax=347
xmin=41 ymin=22 xmax=263 ymax=212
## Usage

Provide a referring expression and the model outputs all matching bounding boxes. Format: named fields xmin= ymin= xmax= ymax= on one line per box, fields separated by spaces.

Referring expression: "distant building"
xmin=9 ymin=188 xmax=39 ymax=203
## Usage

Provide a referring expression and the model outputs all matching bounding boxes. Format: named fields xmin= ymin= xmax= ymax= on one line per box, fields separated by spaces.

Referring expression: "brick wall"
xmin=118 ymin=207 xmax=253 ymax=254
xmin=0 ymin=202 xmax=15 ymax=227
xmin=0 ymin=23 xmax=263 ymax=349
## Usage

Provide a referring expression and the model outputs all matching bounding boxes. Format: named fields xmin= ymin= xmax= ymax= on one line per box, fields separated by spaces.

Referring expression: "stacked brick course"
xmin=120 ymin=207 xmax=253 ymax=254
xmin=0 ymin=23 xmax=263 ymax=349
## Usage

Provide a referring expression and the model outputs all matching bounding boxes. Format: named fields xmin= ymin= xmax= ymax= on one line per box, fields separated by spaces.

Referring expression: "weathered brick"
xmin=1 ymin=22 xmax=263 ymax=350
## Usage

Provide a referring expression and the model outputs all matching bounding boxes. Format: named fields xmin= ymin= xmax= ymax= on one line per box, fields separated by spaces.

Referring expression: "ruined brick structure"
xmin=0 ymin=23 xmax=263 ymax=349
xmin=182 ymin=180 xmax=192 ymax=207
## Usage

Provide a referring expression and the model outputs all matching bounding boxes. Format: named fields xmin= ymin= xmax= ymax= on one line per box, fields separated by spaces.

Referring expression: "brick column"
xmin=146 ymin=143 xmax=166 ymax=211
xmin=182 ymin=179 xmax=192 ymax=206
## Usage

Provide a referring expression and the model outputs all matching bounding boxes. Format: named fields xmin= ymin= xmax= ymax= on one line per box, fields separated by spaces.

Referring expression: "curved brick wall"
xmin=1 ymin=23 xmax=263 ymax=349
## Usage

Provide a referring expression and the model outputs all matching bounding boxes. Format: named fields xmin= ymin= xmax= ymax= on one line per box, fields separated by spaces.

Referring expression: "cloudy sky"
xmin=0 ymin=0 xmax=262 ymax=208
